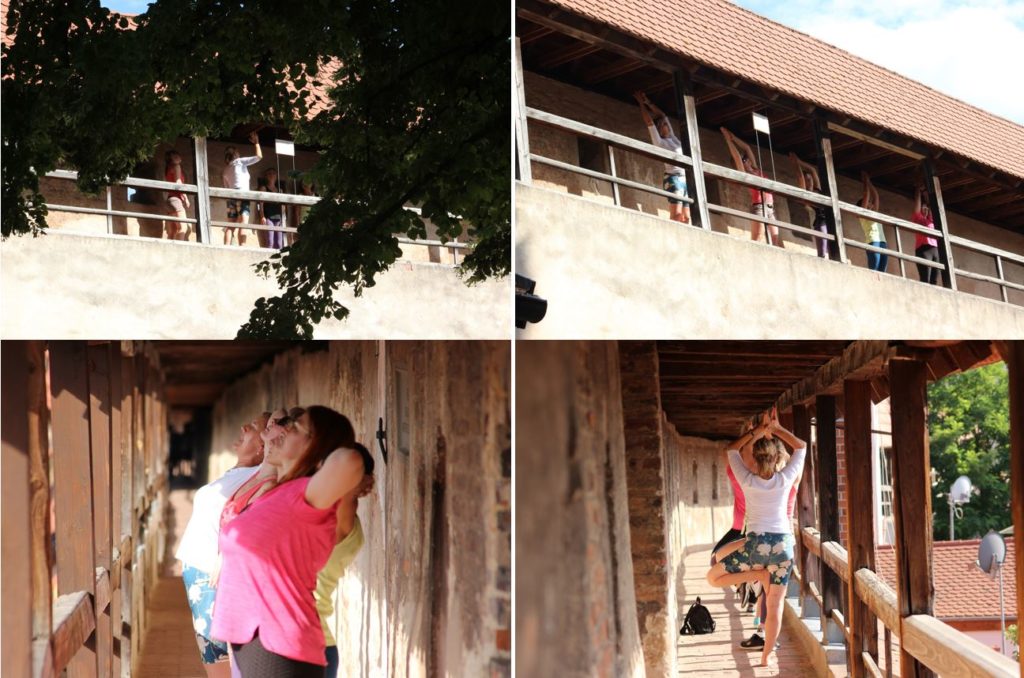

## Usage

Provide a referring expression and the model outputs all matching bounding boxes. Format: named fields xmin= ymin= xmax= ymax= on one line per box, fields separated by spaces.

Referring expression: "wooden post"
xmin=843 ymin=379 xmax=878 ymax=678
xmin=193 ymin=137 xmax=212 ymax=243
xmin=108 ymin=345 xmax=124 ymax=678
xmin=816 ymin=395 xmax=844 ymax=644
xmin=26 ymin=341 xmax=54 ymax=642
xmin=923 ymin=158 xmax=957 ymax=291
xmin=1006 ymin=342 xmax=1023 ymax=678
xmin=889 ymin=357 xmax=936 ymax=678
xmin=514 ymin=37 xmax=532 ymax=183
xmin=119 ymin=347 xmax=135 ymax=678
xmin=1 ymin=342 xmax=34 ymax=678
xmin=49 ymin=342 xmax=99 ymax=678
xmin=87 ymin=344 xmax=114 ymax=678
xmin=813 ymin=115 xmax=848 ymax=263
xmin=793 ymin=404 xmax=819 ymax=617
xmin=674 ymin=70 xmax=712 ymax=231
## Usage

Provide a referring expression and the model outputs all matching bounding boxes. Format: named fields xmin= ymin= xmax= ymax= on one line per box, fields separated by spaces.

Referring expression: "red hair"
xmin=278 ymin=406 xmax=356 ymax=484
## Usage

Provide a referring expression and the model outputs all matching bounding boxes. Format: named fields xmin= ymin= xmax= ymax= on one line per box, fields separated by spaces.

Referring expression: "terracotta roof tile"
xmin=543 ymin=0 xmax=1024 ymax=180
xmin=874 ymin=538 xmax=1018 ymax=620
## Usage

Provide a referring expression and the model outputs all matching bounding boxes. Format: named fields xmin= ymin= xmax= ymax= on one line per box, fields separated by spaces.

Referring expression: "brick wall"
xmin=619 ymin=340 xmax=675 ymax=678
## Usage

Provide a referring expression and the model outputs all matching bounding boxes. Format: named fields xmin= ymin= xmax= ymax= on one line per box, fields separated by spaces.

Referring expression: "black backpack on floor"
xmin=680 ymin=597 xmax=716 ymax=635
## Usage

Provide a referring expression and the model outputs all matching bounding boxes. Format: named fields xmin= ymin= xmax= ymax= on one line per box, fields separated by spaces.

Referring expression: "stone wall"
xmin=523 ymin=72 xmax=1024 ymax=305
xmin=1 ymin=232 xmax=509 ymax=339
xmin=516 ymin=340 xmax=646 ymax=678
xmin=618 ymin=341 xmax=675 ymax=678
xmin=204 ymin=341 xmax=511 ymax=677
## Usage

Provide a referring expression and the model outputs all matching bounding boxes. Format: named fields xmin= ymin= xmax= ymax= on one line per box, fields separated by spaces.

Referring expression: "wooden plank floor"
xmin=136 ymin=576 xmax=206 ymax=678
xmin=677 ymin=548 xmax=818 ymax=677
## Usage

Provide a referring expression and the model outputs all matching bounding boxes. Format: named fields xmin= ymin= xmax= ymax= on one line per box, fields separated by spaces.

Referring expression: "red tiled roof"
xmin=874 ymin=538 xmax=1018 ymax=620
xmin=542 ymin=0 xmax=1024 ymax=181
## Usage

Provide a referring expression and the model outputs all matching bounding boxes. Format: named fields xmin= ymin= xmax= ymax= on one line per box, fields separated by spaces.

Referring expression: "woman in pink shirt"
xmin=912 ymin=186 xmax=941 ymax=285
xmin=211 ymin=406 xmax=366 ymax=677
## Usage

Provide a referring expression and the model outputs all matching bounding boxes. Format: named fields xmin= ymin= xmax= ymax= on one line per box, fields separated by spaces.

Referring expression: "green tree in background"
xmin=927 ymin=362 xmax=1010 ymax=541
xmin=2 ymin=0 xmax=509 ymax=338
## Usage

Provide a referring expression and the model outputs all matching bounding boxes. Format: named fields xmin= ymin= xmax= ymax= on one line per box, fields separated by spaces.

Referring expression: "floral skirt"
xmin=182 ymin=564 xmax=229 ymax=664
xmin=719 ymin=531 xmax=796 ymax=586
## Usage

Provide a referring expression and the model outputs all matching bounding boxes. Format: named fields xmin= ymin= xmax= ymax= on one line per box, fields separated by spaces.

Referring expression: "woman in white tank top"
xmin=705 ymin=408 xmax=806 ymax=669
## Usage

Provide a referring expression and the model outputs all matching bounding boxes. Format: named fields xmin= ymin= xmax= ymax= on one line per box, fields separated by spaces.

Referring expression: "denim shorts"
xmin=181 ymin=564 xmax=229 ymax=664
xmin=662 ymin=173 xmax=689 ymax=205
xmin=720 ymin=532 xmax=796 ymax=586
xmin=226 ymin=199 xmax=251 ymax=219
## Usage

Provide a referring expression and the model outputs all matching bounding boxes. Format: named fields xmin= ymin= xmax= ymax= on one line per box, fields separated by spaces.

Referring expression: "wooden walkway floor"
xmin=677 ymin=548 xmax=818 ymax=677
xmin=136 ymin=575 xmax=207 ymax=677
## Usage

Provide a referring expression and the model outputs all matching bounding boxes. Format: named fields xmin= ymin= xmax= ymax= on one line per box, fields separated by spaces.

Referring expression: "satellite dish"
xmin=950 ymin=475 xmax=973 ymax=504
xmin=977 ymin=530 xmax=1006 ymax=575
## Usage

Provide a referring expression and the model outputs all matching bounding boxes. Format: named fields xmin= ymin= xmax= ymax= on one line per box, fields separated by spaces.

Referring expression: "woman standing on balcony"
xmin=706 ymin=408 xmax=806 ymax=668
xmin=256 ymin=168 xmax=285 ymax=250
xmin=164 ymin=150 xmax=191 ymax=241
xmin=632 ymin=91 xmax=691 ymax=224
xmin=859 ymin=171 xmax=888 ymax=272
xmin=211 ymin=406 xmax=366 ymax=677
xmin=790 ymin=152 xmax=830 ymax=258
xmin=221 ymin=131 xmax=263 ymax=246
xmin=175 ymin=412 xmax=270 ymax=678
xmin=722 ymin=127 xmax=782 ymax=248
xmin=912 ymin=186 xmax=941 ymax=284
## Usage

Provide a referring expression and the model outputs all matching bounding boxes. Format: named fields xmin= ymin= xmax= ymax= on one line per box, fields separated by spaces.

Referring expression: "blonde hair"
xmin=752 ymin=437 xmax=785 ymax=480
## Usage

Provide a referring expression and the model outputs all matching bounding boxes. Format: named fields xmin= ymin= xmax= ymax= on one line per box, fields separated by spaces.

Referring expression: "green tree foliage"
xmin=2 ymin=0 xmax=509 ymax=338
xmin=927 ymin=362 xmax=1010 ymax=541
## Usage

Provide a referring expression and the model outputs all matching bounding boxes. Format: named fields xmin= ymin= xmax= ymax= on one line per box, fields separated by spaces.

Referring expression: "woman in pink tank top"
xmin=211 ymin=406 xmax=366 ymax=678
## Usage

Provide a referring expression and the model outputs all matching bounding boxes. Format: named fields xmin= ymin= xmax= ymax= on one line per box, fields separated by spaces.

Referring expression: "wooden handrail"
xmin=901 ymin=615 xmax=1019 ymax=677
xmin=853 ymin=568 xmax=900 ymax=634
xmin=50 ymin=591 xmax=96 ymax=676
xmin=863 ymin=652 xmax=885 ymax=678
xmin=802 ymin=527 xmax=822 ymax=557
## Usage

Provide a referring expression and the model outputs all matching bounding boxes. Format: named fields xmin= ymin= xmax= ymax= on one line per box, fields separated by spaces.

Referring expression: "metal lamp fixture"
xmin=948 ymin=475 xmax=973 ymax=541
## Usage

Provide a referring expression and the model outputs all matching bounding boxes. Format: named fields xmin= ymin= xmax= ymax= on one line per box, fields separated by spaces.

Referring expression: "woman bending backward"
xmin=706 ymin=409 xmax=806 ymax=668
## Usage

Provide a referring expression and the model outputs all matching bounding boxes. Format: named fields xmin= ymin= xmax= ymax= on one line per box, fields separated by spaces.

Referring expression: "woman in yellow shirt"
xmin=314 ymin=442 xmax=375 ymax=678
xmin=858 ymin=171 xmax=888 ymax=272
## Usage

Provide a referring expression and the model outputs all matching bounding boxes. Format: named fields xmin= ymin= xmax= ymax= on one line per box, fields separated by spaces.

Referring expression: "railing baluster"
xmin=995 ymin=255 xmax=1009 ymax=303
xmin=106 ymin=186 xmax=113 ymax=234
xmin=892 ymin=226 xmax=906 ymax=279
xmin=606 ymin=144 xmax=620 ymax=207
xmin=193 ymin=136 xmax=212 ymax=244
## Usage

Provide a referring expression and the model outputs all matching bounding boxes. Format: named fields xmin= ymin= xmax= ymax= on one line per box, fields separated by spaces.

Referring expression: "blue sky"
xmin=732 ymin=0 xmax=1024 ymax=124
xmin=101 ymin=0 xmax=152 ymax=13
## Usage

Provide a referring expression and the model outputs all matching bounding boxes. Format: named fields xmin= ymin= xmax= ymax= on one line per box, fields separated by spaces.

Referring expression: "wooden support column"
xmin=889 ymin=357 xmax=936 ymax=678
xmin=27 ymin=342 xmax=54 ymax=645
xmin=50 ymin=342 xmax=99 ymax=678
xmin=793 ymin=404 xmax=819 ymax=617
xmin=193 ymin=137 xmax=212 ymax=243
xmin=923 ymin=157 xmax=957 ymax=291
xmin=1005 ymin=342 xmax=1024 ymax=678
xmin=813 ymin=115 xmax=848 ymax=263
xmin=1 ymin=342 xmax=34 ymax=678
xmin=816 ymin=395 xmax=844 ymax=644
xmin=514 ymin=37 xmax=532 ymax=183
xmin=87 ymin=344 xmax=114 ymax=678
xmin=118 ymin=347 xmax=135 ymax=678
xmin=843 ymin=379 xmax=878 ymax=678
xmin=673 ymin=70 xmax=711 ymax=230
xmin=108 ymin=345 xmax=124 ymax=678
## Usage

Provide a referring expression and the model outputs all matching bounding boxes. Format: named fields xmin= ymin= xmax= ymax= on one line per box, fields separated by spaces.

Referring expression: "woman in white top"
xmin=706 ymin=408 xmax=806 ymax=668
xmin=220 ymin=132 xmax=262 ymax=246
xmin=175 ymin=411 xmax=269 ymax=677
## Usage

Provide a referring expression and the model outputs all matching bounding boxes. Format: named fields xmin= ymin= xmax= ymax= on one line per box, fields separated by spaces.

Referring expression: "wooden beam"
xmin=49 ymin=342 xmax=99 ymax=678
xmin=107 ymin=345 xmax=124 ymax=678
xmin=1 ymin=342 xmax=33 ymax=678
xmin=844 ymin=379 xmax=878 ymax=677
xmin=901 ymin=615 xmax=1020 ymax=677
xmin=828 ymin=123 xmax=925 ymax=160
xmin=1007 ymin=342 xmax=1024 ymax=678
xmin=676 ymin=71 xmax=712 ymax=231
xmin=822 ymin=540 xmax=850 ymax=584
xmin=816 ymin=395 xmax=845 ymax=645
xmin=793 ymin=405 xmax=820 ymax=616
xmin=814 ymin=114 xmax=848 ymax=263
xmin=87 ymin=344 xmax=113 ymax=678
xmin=924 ymin=158 xmax=958 ymax=291
xmin=50 ymin=592 xmax=96 ymax=677
xmin=852 ymin=568 xmax=900 ymax=636
xmin=888 ymin=357 xmax=935 ymax=677
xmin=776 ymin=341 xmax=891 ymax=413
xmin=582 ymin=55 xmax=644 ymax=84
xmin=537 ymin=39 xmax=601 ymax=70
xmin=27 ymin=342 xmax=54 ymax=641
xmin=515 ymin=38 xmax=531 ymax=183
xmin=518 ymin=23 xmax=554 ymax=45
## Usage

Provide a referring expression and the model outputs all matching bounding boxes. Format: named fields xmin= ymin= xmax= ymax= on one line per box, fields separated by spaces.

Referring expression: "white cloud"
xmin=735 ymin=0 xmax=1024 ymax=123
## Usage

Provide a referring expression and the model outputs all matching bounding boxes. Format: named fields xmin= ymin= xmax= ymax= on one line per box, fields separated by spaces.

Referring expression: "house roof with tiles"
xmin=541 ymin=0 xmax=1024 ymax=181
xmin=875 ymin=537 xmax=1018 ymax=620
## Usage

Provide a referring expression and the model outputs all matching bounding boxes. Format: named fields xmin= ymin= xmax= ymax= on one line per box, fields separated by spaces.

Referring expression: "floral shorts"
xmin=719 ymin=532 xmax=796 ymax=586
xmin=226 ymin=199 xmax=251 ymax=219
xmin=181 ymin=564 xmax=229 ymax=664
xmin=662 ymin=172 xmax=689 ymax=205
